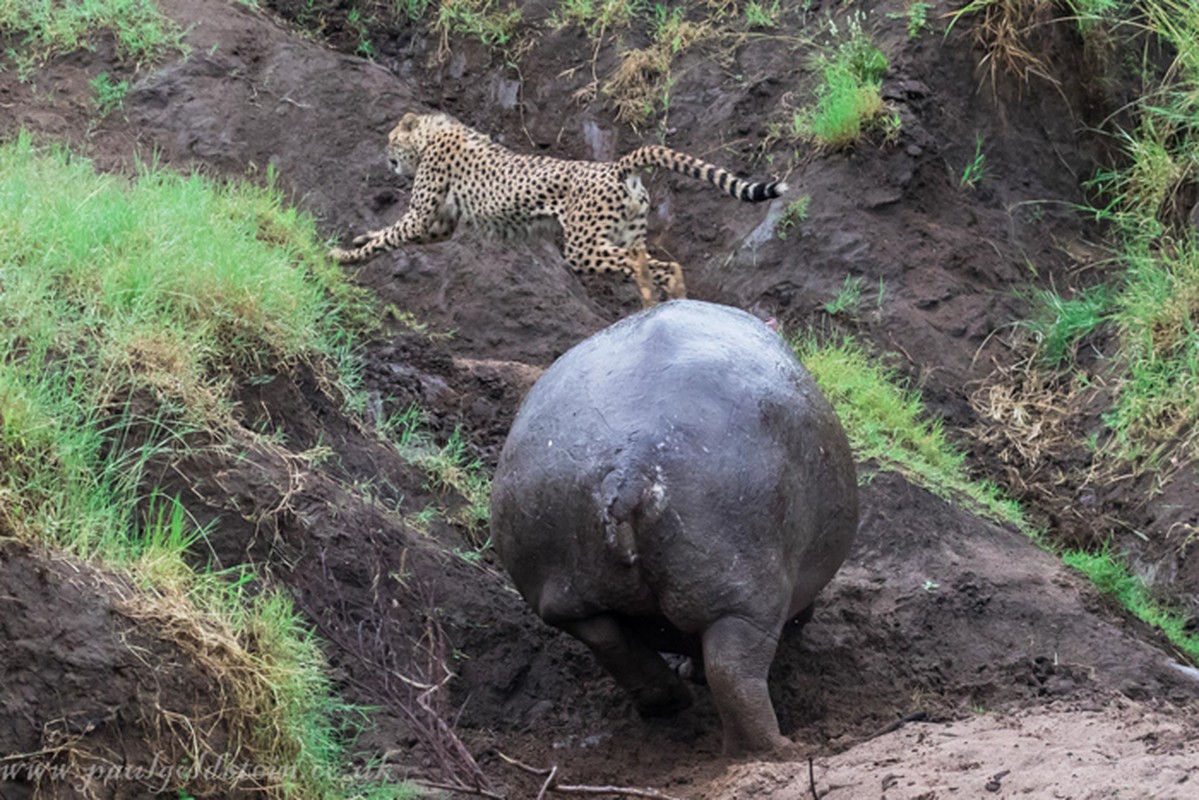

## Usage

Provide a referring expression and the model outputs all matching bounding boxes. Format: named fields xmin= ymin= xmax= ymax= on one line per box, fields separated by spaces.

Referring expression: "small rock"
xmin=526 ymin=699 xmax=554 ymax=723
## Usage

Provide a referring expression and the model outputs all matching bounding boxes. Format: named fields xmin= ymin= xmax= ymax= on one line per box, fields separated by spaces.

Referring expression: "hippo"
xmin=489 ymin=300 xmax=858 ymax=754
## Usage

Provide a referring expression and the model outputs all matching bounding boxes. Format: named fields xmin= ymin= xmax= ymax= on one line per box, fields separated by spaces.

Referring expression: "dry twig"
xmin=497 ymin=751 xmax=689 ymax=800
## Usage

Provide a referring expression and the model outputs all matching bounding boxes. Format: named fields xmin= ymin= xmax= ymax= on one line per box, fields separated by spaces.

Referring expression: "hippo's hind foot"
xmin=703 ymin=615 xmax=790 ymax=756
xmin=560 ymin=614 xmax=692 ymax=717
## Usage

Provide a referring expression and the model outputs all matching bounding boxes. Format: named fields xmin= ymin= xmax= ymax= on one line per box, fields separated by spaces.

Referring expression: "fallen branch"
xmin=498 ymin=752 xmax=689 ymax=800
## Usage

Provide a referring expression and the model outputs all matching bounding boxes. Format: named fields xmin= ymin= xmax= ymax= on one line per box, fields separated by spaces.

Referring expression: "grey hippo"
xmin=490 ymin=300 xmax=858 ymax=754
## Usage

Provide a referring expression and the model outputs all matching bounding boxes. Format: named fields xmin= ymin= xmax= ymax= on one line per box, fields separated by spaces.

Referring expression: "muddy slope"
xmin=2 ymin=0 xmax=1199 ymax=797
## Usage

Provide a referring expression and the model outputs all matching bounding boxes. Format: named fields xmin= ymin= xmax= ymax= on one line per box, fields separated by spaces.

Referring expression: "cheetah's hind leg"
xmin=647 ymin=257 xmax=686 ymax=302
xmin=630 ymin=247 xmax=656 ymax=308
xmin=350 ymin=229 xmax=385 ymax=247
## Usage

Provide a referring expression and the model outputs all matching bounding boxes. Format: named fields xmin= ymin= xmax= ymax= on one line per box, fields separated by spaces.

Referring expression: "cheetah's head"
xmin=386 ymin=113 xmax=425 ymax=178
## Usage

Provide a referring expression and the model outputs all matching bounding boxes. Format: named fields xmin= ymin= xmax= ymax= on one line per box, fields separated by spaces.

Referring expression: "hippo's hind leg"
xmin=559 ymin=614 xmax=692 ymax=717
xmin=702 ymin=615 xmax=790 ymax=755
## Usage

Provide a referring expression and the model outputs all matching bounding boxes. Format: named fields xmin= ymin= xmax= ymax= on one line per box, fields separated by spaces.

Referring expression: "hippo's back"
xmin=515 ymin=300 xmax=808 ymax=433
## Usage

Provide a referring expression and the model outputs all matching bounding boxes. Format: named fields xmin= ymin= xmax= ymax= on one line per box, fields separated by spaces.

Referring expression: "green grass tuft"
xmin=774 ymin=195 xmax=810 ymax=240
xmin=1062 ymin=546 xmax=1199 ymax=661
xmin=824 ymin=274 xmax=865 ymax=317
xmin=791 ymin=334 xmax=1025 ymax=528
xmin=959 ymin=133 xmax=988 ymax=189
xmin=395 ymin=0 xmax=435 ymax=21
xmin=379 ymin=404 xmax=492 ymax=540
xmin=0 ymin=0 xmax=185 ymax=76
xmin=1020 ymin=285 xmax=1111 ymax=367
xmin=434 ymin=0 xmax=523 ymax=49
xmin=743 ymin=0 xmax=781 ymax=28
xmin=551 ymin=0 xmax=642 ymax=37
xmin=793 ymin=16 xmax=891 ymax=148
xmin=902 ymin=1 xmax=932 ymax=38
xmin=89 ymin=71 xmax=131 ymax=116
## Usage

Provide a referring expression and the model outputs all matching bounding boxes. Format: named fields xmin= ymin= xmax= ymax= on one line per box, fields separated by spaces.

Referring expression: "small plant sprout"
xmin=825 ymin=274 xmax=865 ymax=317
xmin=89 ymin=72 xmax=130 ymax=117
xmin=744 ymin=0 xmax=781 ymax=28
xmin=922 ymin=579 xmax=941 ymax=592
xmin=396 ymin=0 xmax=435 ymax=22
xmin=890 ymin=2 xmax=931 ymax=39
xmin=346 ymin=6 xmax=374 ymax=57
xmin=881 ymin=108 xmax=903 ymax=144
xmin=433 ymin=0 xmax=523 ymax=52
xmin=650 ymin=3 xmax=688 ymax=53
xmin=775 ymin=194 xmax=811 ymax=240
xmin=960 ymin=133 xmax=988 ymax=189
xmin=551 ymin=0 xmax=640 ymax=38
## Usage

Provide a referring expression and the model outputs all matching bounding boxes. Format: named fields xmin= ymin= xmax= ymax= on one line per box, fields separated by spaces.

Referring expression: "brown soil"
xmin=3 ymin=1 xmax=1199 ymax=798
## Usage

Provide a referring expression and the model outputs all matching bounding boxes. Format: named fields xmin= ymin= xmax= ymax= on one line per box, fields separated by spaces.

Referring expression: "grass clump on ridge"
xmin=0 ymin=131 xmax=362 ymax=551
xmin=122 ymin=501 xmax=417 ymax=799
xmin=551 ymin=0 xmax=643 ymax=38
xmin=792 ymin=14 xmax=892 ymax=148
xmin=604 ymin=3 xmax=713 ymax=128
xmin=0 ymin=0 xmax=184 ymax=76
xmin=791 ymin=333 xmax=1025 ymax=529
xmin=394 ymin=0 xmax=523 ymax=51
xmin=0 ymin=132 xmax=408 ymax=798
xmin=1038 ymin=0 xmax=1199 ymax=465
xmin=953 ymin=0 xmax=1199 ymax=660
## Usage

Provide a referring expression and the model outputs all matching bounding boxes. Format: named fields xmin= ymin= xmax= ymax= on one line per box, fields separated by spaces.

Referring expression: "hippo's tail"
xmin=599 ymin=461 xmax=667 ymax=567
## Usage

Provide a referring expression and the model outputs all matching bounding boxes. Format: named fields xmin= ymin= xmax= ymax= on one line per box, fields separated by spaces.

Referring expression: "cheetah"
xmin=330 ymin=112 xmax=787 ymax=306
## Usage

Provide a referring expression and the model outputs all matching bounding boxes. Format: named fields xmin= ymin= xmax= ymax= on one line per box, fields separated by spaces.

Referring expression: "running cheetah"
xmin=331 ymin=112 xmax=787 ymax=306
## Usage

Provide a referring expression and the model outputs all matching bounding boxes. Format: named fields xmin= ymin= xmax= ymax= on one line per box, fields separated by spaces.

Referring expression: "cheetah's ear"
xmin=398 ymin=112 xmax=420 ymax=132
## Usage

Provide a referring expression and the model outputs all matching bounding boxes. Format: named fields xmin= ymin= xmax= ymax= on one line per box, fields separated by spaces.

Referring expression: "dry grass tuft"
xmin=948 ymin=0 xmax=1061 ymax=94
xmin=967 ymin=344 xmax=1114 ymax=545
xmin=971 ymin=361 xmax=1085 ymax=465
xmin=605 ymin=46 xmax=672 ymax=125
xmin=604 ymin=19 xmax=716 ymax=128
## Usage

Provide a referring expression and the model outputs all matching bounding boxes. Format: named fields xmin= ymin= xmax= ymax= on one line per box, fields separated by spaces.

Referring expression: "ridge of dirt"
xmin=0 ymin=541 xmax=256 ymax=799
xmin=3 ymin=1 xmax=1199 ymax=798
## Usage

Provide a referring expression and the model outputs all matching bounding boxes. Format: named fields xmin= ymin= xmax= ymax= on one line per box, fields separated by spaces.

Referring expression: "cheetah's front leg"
xmin=329 ymin=169 xmax=450 ymax=264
